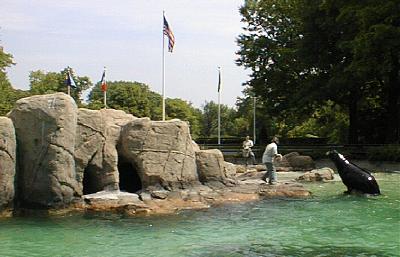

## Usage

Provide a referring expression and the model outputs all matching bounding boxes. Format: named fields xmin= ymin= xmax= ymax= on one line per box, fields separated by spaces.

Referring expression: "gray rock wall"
xmin=0 ymin=92 xmax=233 ymax=211
xmin=0 ymin=117 xmax=16 ymax=210
xmin=75 ymin=108 xmax=135 ymax=194
xmin=8 ymin=93 xmax=79 ymax=208
xmin=119 ymin=118 xmax=199 ymax=189
xmin=195 ymin=149 xmax=227 ymax=183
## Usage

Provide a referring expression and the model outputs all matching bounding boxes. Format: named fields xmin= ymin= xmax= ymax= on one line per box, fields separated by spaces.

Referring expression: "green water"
xmin=1 ymin=173 xmax=399 ymax=257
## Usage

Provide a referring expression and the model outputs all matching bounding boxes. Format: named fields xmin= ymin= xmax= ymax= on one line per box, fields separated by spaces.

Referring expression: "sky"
xmin=0 ymin=0 xmax=249 ymax=108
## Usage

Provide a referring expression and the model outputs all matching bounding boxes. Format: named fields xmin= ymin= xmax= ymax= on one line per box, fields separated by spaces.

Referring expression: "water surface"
xmin=1 ymin=173 xmax=399 ymax=257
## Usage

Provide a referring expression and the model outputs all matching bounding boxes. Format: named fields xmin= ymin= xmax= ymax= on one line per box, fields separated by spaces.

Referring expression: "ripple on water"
xmin=0 ymin=173 xmax=398 ymax=257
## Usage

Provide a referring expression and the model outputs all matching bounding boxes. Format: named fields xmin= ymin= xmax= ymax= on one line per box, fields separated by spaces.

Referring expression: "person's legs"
xmin=243 ymin=149 xmax=249 ymax=165
xmin=249 ymin=151 xmax=256 ymax=165
xmin=263 ymin=162 xmax=273 ymax=182
xmin=269 ymin=164 xmax=277 ymax=184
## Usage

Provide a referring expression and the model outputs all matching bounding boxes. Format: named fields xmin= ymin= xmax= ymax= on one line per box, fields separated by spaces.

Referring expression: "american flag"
xmin=163 ymin=15 xmax=175 ymax=52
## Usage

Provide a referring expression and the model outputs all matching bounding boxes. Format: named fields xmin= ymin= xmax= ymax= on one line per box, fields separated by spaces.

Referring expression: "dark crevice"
xmin=118 ymin=156 xmax=142 ymax=193
xmin=82 ymin=165 xmax=103 ymax=195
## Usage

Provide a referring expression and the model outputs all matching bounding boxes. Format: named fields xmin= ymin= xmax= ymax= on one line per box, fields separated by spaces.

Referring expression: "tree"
xmin=236 ymin=0 xmax=400 ymax=143
xmin=200 ymin=101 xmax=241 ymax=138
xmin=287 ymin=100 xmax=349 ymax=143
xmin=88 ymin=81 xmax=203 ymax=138
xmin=165 ymin=98 xmax=202 ymax=139
xmin=236 ymin=0 xmax=309 ymax=135
xmin=338 ymin=0 xmax=400 ymax=143
xmin=88 ymin=81 xmax=162 ymax=119
xmin=29 ymin=68 xmax=91 ymax=105
xmin=0 ymin=47 xmax=29 ymax=115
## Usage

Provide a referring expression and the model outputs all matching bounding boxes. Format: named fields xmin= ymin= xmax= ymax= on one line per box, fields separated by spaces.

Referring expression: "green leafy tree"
xmin=287 ymin=101 xmax=349 ymax=143
xmin=29 ymin=68 xmax=91 ymax=105
xmin=235 ymin=96 xmax=271 ymax=143
xmin=296 ymin=0 xmax=400 ymax=143
xmin=0 ymin=47 xmax=29 ymax=115
xmin=165 ymin=98 xmax=202 ymax=139
xmin=337 ymin=0 xmax=400 ymax=143
xmin=200 ymin=101 xmax=240 ymax=138
xmin=88 ymin=81 xmax=203 ymax=138
xmin=236 ymin=0 xmax=308 ymax=137
xmin=0 ymin=47 xmax=15 ymax=115
xmin=88 ymin=81 xmax=161 ymax=118
xmin=237 ymin=0 xmax=400 ymax=143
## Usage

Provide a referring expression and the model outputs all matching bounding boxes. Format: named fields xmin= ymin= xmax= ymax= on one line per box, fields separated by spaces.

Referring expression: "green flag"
xmin=218 ymin=68 xmax=221 ymax=92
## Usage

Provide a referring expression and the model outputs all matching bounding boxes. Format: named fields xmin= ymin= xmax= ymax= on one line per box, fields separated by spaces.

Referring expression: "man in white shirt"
xmin=242 ymin=136 xmax=256 ymax=165
xmin=262 ymin=136 xmax=282 ymax=184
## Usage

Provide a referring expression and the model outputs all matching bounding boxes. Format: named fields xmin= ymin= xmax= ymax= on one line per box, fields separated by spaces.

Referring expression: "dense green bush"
xmin=367 ymin=145 xmax=400 ymax=162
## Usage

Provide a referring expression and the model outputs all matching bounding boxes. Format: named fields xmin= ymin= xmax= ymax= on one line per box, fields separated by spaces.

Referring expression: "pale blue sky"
xmin=0 ymin=0 xmax=249 ymax=107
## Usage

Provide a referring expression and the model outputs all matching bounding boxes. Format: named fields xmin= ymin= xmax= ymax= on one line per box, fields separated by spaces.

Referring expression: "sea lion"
xmin=326 ymin=150 xmax=380 ymax=195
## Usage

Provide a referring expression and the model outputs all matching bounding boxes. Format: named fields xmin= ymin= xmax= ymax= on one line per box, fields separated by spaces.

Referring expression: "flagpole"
xmin=103 ymin=67 xmax=107 ymax=109
xmin=162 ymin=10 xmax=166 ymax=121
xmin=218 ymin=67 xmax=221 ymax=145
xmin=67 ymin=67 xmax=71 ymax=96
xmin=253 ymin=96 xmax=256 ymax=144
xmin=104 ymin=90 xmax=107 ymax=109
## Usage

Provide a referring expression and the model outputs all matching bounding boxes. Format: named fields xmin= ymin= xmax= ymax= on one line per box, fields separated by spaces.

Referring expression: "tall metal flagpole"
xmin=67 ymin=67 xmax=71 ymax=96
xmin=253 ymin=96 xmax=256 ymax=144
xmin=218 ymin=67 xmax=221 ymax=145
xmin=162 ymin=11 xmax=166 ymax=121
xmin=103 ymin=67 xmax=107 ymax=109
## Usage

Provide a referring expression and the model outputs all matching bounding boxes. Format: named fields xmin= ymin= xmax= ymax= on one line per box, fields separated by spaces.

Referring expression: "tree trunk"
xmin=385 ymin=53 xmax=400 ymax=143
xmin=348 ymin=91 xmax=359 ymax=144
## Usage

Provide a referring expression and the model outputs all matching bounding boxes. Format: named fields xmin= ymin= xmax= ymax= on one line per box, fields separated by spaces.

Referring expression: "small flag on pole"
xmin=217 ymin=67 xmax=221 ymax=92
xmin=100 ymin=68 xmax=107 ymax=92
xmin=65 ymin=68 xmax=77 ymax=88
xmin=163 ymin=15 xmax=175 ymax=52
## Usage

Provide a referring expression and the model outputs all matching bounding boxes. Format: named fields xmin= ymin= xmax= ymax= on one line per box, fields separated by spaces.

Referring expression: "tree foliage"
xmin=0 ymin=47 xmax=29 ymax=115
xmin=29 ymin=68 xmax=92 ymax=105
xmin=200 ymin=101 xmax=248 ymax=138
xmin=87 ymin=81 xmax=203 ymax=138
xmin=237 ymin=0 xmax=400 ymax=143
xmin=166 ymin=98 xmax=202 ymax=138
xmin=88 ymin=81 xmax=161 ymax=118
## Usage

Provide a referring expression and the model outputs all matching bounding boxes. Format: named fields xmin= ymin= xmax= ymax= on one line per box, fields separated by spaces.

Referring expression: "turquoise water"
xmin=0 ymin=173 xmax=399 ymax=257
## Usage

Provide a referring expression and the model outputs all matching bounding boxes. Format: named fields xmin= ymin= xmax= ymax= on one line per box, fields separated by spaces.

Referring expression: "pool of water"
xmin=1 ymin=173 xmax=399 ymax=257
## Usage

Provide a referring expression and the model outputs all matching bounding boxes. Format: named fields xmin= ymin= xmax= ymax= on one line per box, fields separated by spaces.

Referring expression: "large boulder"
xmin=8 ymin=93 xmax=80 ymax=208
xmin=119 ymin=118 xmax=199 ymax=190
xmin=195 ymin=149 xmax=228 ymax=183
xmin=277 ymin=152 xmax=315 ymax=171
xmin=0 ymin=117 xmax=16 ymax=211
xmin=75 ymin=108 xmax=135 ymax=195
xmin=296 ymin=167 xmax=335 ymax=182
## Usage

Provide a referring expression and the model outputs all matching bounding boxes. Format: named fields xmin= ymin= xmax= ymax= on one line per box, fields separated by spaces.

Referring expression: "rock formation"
xmin=0 ymin=93 xmax=312 ymax=217
xmin=0 ymin=117 xmax=16 ymax=213
xmin=75 ymin=108 xmax=135 ymax=195
xmin=276 ymin=152 xmax=316 ymax=171
xmin=119 ymin=118 xmax=200 ymax=190
xmin=9 ymin=93 xmax=80 ymax=208
xmin=195 ymin=149 xmax=228 ymax=183
xmin=296 ymin=168 xmax=335 ymax=182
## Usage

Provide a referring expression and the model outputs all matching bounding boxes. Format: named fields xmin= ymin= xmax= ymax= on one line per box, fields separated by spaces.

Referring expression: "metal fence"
xmin=199 ymin=143 xmax=397 ymax=161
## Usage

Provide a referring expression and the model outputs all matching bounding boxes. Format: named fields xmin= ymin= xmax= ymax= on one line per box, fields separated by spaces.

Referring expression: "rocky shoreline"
xmin=0 ymin=93 xmax=340 ymax=218
xmin=9 ymin=170 xmax=313 ymax=218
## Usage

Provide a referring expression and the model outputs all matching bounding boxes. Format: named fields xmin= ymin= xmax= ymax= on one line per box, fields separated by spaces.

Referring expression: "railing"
xmin=199 ymin=143 xmax=395 ymax=161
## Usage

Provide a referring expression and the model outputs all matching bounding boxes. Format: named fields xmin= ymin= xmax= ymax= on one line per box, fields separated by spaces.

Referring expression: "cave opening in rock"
xmin=118 ymin=156 xmax=142 ymax=193
xmin=82 ymin=165 xmax=102 ymax=195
